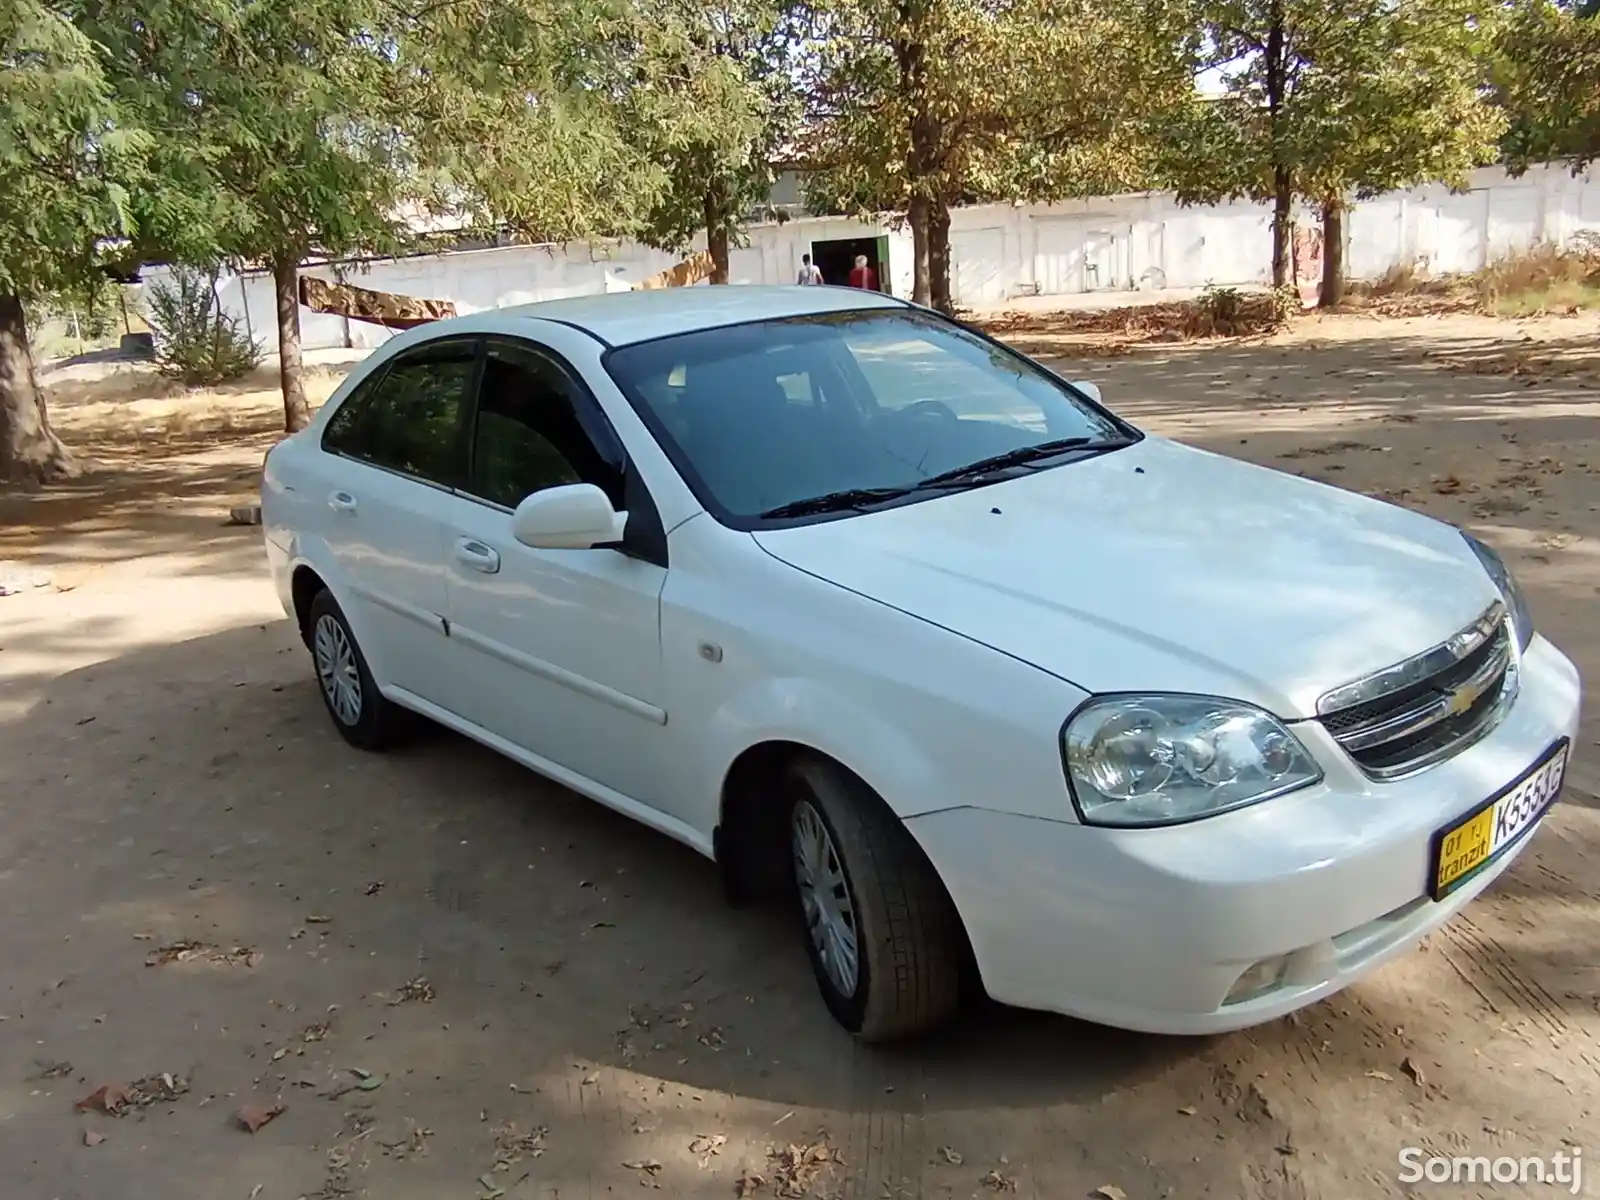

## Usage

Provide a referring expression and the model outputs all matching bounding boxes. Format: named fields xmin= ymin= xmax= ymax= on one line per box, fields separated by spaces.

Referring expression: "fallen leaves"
xmin=75 ymin=1073 xmax=189 ymax=1116
xmin=492 ymin=1122 xmax=548 ymax=1170
xmin=29 ymin=1059 xmax=74 ymax=1080
xmin=622 ymin=1157 xmax=664 ymax=1187
xmin=363 ymin=881 xmax=384 ymax=896
xmin=237 ymin=1103 xmax=286 ymax=1133
xmin=1092 ymin=1187 xmax=1128 ymax=1200
xmin=390 ymin=976 xmax=436 ymax=1005
xmin=145 ymin=940 xmax=261 ymax=968
xmin=937 ymin=1146 xmax=964 ymax=1165
xmin=300 ymin=1021 xmax=332 ymax=1043
xmin=736 ymin=1170 xmax=766 ymax=1197
xmin=83 ymin=1129 xmax=106 ymax=1147
xmin=980 ymin=1165 xmax=1019 ymax=1192
xmin=1401 ymin=1057 xmax=1427 ymax=1086
xmin=1365 ymin=1069 xmax=1394 ymax=1082
xmin=767 ymin=1140 xmax=843 ymax=1198
xmin=689 ymin=1132 xmax=726 ymax=1169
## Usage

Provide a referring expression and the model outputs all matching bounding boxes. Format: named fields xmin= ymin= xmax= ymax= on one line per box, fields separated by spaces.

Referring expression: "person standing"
xmin=847 ymin=254 xmax=877 ymax=291
xmin=796 ymin=254 xmax=824 ymax=285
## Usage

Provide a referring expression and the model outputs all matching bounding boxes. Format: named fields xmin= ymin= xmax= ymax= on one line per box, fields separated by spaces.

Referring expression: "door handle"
xmin=454 ymin=537 xmax=501 ymax=574
xmin=327 ymin=490 xmax=358 ymax=514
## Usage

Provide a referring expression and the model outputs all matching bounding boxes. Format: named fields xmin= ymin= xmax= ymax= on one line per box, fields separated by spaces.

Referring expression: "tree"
xmin=803 ymin=0 xmax=1193 ymax=311
xmin=393 ymin=0 xmax=670 ymax=249
xmin=0 ymin=0 xmax=147 ymax=482
xmin=1494 ymin=0 xmax=1600 ymax=173
xmin=1168 ymin=0 xmax=1503 ymax=301
xmin=622 ymin=0 xmax=805 ymax=284
xmin=81 ymin=0 xmax=424 ymax=431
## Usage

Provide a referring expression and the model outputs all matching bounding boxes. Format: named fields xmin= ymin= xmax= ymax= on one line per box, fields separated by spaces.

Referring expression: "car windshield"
xmin=604 ymin=309 xmax=1132 ymax=523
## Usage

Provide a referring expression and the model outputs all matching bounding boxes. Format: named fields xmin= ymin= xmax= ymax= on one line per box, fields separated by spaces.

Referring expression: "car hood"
xmin=751 ymin=436 xmax=1502 ymax=718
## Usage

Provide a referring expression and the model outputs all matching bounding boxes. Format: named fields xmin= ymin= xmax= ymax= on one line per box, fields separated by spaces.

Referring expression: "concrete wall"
xmin=146 ymin=162 xmax=1599 ymax=353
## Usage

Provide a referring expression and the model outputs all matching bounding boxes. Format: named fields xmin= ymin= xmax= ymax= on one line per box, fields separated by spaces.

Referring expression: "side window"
xmin=329 ymin=343 xmax=476 ymax=485
xmin=321 ymin=372 xmax=379 ymax=454
xmin=466 ymin=342 xmax=623 ymax=509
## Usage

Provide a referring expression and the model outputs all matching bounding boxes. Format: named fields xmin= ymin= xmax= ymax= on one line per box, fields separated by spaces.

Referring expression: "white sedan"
xmin=262 ymin=285 xmax=1581 ymax=1040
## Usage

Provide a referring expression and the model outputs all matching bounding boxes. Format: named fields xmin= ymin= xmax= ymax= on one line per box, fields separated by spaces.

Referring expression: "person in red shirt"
xmin=847 ymin=254 xmax=877 ymax=291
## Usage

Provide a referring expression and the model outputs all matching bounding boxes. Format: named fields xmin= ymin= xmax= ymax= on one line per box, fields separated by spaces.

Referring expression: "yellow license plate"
xmin=1430 ymin=739 xmax=1568 ymax=900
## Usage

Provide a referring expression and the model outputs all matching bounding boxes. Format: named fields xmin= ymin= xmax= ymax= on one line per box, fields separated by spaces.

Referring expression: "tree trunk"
xmin=272 ymin=254 xmax=311 ymax=433
xmin=1271 ymin=169 xmax=1294 ymax=289
xmin=0 ymin=293 xmax=76 ymax=485
xmin=704 ymin=186 xmax=731 ymax=285
xmin=909 ymin=196 xmax=933 ymax=306
xmin=929 ymin=200 xmax=954 ymax=313
xmin=1265 ymin=0 xmax=1293 ymax=289
xmin=1318 ymin=196 xmax=1346 ymax=308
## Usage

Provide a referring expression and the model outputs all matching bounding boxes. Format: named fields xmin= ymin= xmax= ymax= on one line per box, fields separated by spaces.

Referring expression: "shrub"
xmin=146 ymin=267 xmax=262 ymax=386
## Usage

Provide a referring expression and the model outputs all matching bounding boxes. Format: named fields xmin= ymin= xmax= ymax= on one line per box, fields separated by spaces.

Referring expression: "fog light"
xmin=1224 ymin=955 xmax=1291 ymax=1005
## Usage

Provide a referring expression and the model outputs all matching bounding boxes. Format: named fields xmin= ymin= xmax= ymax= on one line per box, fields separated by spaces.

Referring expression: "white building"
xmin=160 ymin=161 xmax=1600 ymax=354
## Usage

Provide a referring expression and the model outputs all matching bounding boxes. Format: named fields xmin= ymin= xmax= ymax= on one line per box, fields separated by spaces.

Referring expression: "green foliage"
xmin=1167 ymin=0 xmax=1504 ymax=208
xmin=75 ymin=0 xmax=421 ymax=269
xmin=146 ymin=266 xmax=261 ymax=386
xmin=0 ymin=0 xmax=150 ymax=300
xmin=393 ymin=0 xmax=670 ymax=246
xmin=622 ymin=0 xmax=806 ymax=265
xmin=803 ymin=0 xmax=1196 ymax=218
xmin=1198 ymin=282 xmax=1299 ymax=332
xmin=1493 ymin=0 xmax=1600 ymax=172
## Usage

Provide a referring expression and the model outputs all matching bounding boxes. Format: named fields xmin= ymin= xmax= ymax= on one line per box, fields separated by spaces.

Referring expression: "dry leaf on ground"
xmin=981 ymin=1166 xmax=1019 ymax=1193
xmin=938 ymin=1146 xmax=963 ymax=1165
xmin=492 ymin=1122 xmax=548 ymax=1169
xmin=75 ymin=1084 xmax=129 ymax=1114
xmin=145 ymin=940 xmax=261 ymax=968
xmin=690 ymin=1133 xmax=726 ymax=1168
xmin=237 ymin=1103 xmax=285 ymax=1133
xmin=390 ymin=976 xmax=435 ymax=1005
xmin=1401 ymin=1057 xmax=1426 ymax=1086
xmin=1093 ymin=1187 xmax=1129 ymax=1200
xmin=83 ymin=1129 xmax=106 ymax=1146
xmin=768 ymin=1141 xmax=842 ymax=1197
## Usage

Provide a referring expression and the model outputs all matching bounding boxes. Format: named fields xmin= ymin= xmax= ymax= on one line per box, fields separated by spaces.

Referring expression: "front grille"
xmin=1317 ymin=604 xmax=1517 ymax=780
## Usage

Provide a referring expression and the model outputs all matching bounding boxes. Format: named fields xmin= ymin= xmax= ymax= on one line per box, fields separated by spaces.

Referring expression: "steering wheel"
xmin=900 ymin=399 xmax=960 ymax=423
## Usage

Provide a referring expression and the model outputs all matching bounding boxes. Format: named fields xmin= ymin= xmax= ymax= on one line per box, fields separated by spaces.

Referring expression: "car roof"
xmin=495 ymin=284 xmax=907 ymax=348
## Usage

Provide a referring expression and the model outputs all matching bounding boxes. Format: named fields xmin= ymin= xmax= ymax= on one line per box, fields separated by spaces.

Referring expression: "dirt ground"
xmin=2 ymin=308 xmax=1598 ymax=1200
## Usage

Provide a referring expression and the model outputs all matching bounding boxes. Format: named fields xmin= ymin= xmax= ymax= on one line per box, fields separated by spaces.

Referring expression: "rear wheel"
xmin=786 ymin=757 xmax=964 ymax=1041
xmin=308 ymin=590 xmax=397 ymax=751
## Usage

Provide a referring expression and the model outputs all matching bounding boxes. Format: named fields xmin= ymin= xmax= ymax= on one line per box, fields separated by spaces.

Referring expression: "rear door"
xmin=316 ymin=338 xmax=479 ymax=701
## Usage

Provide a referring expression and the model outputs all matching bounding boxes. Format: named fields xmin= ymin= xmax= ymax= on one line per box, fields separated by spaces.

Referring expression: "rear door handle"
xmin=327 ymin=490 xmax=358 ymax=514
xmin=454 ymin=537 xmax=501 ymax=574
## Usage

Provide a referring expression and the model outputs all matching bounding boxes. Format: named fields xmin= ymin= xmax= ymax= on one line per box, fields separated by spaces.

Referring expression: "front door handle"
xmin=454 ymin=537 xmax=501 ymax=574
xmin=327 ymin=490 xmax=358 ymax=515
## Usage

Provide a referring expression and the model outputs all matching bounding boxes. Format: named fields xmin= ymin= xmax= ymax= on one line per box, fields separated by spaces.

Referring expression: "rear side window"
xmin=322 ymin=343 xmax=477 ymax=486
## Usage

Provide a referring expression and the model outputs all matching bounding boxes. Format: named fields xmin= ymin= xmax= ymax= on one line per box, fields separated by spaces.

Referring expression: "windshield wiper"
xmin=915 ymin=435 xmax=1134 ymax=487
xmin=759 ymin=486 xmax=920 ymax=518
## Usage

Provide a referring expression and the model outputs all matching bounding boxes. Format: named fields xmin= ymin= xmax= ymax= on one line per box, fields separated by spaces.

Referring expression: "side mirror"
xmin=510 ymin=483 xmax=628 ymax=550
xmin=1070 ymin=380 xmax=1103 ymax=404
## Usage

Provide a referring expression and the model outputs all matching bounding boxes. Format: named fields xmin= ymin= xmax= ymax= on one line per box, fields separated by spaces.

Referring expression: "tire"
xmin=786 ymin=756 xmax=964 ymax=1041
xmin=307 ymin=589 xmax=396 ymax=751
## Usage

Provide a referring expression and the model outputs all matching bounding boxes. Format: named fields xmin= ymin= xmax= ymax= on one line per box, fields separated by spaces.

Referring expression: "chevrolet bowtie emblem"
xmin=1448 ymin=680 xmax=1482 ymax=717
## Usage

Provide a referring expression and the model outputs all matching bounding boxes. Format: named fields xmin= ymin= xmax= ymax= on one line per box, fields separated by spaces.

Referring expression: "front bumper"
xmin=907 ymin=634 xmax=1582 ymax=1035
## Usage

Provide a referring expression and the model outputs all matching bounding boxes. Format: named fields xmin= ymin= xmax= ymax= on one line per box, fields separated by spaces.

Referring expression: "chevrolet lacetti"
xmin=261 ymin=285 xmax=1582 ymax=1040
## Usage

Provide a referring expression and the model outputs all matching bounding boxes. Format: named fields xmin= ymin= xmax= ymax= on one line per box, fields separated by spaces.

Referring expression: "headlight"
xmin=1062 ymin=695 xmax=1323 ymax=827
xmin=1461 ymin=532 xmax=1534 ymax=651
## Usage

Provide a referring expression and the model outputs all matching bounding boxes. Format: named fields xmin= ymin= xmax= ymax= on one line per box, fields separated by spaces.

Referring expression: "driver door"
xmin=436 ymin=335 xmax=670 ymax=808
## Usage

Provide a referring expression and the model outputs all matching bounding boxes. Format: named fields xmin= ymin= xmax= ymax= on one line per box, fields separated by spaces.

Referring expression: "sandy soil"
xmin=1 ymin=309 xmax=1597 ymax=1200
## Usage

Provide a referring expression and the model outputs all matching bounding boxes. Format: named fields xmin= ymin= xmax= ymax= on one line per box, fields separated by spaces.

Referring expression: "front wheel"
xmin=786 ymin=757 xmax=964 ymax=1041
